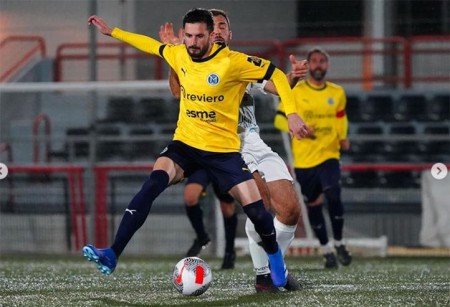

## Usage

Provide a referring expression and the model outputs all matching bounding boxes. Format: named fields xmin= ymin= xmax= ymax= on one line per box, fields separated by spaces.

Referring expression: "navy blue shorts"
xmin=160 ymin=140 xmax=253 ymax=194
xmin=186 ymin=169 xmax=234 ymax=203
xmin=294 ymin=159 xmax=341 ymax=203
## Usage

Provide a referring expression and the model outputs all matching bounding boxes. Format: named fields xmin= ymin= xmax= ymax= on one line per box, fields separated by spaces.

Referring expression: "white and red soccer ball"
xmin=172 ymin=257 xmax=212 ymax=296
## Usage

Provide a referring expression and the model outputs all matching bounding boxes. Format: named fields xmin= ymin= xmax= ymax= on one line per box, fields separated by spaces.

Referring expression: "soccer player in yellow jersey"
xmin=275 ymin=47 xmax=352 ymax=269
xmin=83 ymin=9 xmax=309 ymax=288
xmin=159 ymin=9 xmax=308 ymax=292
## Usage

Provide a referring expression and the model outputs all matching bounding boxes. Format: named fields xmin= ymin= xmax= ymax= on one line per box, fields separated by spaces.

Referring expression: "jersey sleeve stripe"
xmin=159 ymin=44 xmax=166 ymax=57
xmin=258 ymin=63 xmax=276 ymax=82
xmin=276 ymin=110 xmax=286 ymax=118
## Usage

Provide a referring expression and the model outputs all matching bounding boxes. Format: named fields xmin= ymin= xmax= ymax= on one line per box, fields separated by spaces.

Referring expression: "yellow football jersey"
xmin=275 ymin=80 xmax=348 ymax=168
xmin=112 ymin=28 xmax=293 ymax=152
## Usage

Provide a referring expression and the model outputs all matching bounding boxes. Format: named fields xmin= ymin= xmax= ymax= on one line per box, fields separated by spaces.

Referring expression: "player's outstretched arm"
xmin=88 ymin=17 xmax=164 ymax=56
xmin=158 ymin=23 xmax=182 ymax=99
xmin=88 ymin=15 xmax=113 ymax=36
xmin=264 ymin=55 xmax=308 ymax=94
xmin=270 ymin=68 xmax=312 ymax=139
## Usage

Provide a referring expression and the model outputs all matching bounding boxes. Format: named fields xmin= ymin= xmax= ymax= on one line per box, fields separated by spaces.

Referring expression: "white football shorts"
xmin=240 ymin=130 xmax=293 ymax=183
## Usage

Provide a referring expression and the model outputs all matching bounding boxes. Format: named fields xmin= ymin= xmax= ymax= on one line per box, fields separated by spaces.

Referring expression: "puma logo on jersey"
xmin=181 ymin=67 xmax=187 ymax=76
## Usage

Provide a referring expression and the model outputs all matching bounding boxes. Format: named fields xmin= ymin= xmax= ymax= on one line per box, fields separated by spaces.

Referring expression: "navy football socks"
xmin=111 ymin=170 xmax=169 ymax=257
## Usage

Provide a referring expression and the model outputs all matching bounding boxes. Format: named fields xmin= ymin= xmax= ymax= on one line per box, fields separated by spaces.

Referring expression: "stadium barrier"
xmin=0 ymin=81 xmax=448 ymax=256
xmin=3 ymin=165 xmax=86 ymax=253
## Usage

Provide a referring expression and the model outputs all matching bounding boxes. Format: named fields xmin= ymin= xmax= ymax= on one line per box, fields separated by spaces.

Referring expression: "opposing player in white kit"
xmin=159 ymin=9 xmax=309 ymax=292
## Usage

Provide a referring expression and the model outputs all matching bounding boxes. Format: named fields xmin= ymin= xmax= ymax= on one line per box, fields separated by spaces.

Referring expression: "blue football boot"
xmin=267 ymin=247 xmax=287 ymax=287
xmin=82 ymin=244 xmax=117 ymax=275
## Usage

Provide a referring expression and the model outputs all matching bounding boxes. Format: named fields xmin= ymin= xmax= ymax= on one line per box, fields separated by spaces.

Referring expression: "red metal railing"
xmin=281 ymin=36 xmax=411 ymax=88
xmin=0 ymin=35 xmax=47 ymax=82
xmin=93 ymin=164 xmax=153 ymax=247
xmin=54 ymin=42 xmax=164 ymax=82
xmin=91 ymin=163 xmax=449 ymax=247
xmin=53 ymin=35 xmax=449 ymax=88
xmin=8 ymin=165 xmax=87 ymax=252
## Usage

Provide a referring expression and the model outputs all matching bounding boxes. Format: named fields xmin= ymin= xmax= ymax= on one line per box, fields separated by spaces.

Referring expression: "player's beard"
xmin=310 ymin=68 xmax=327 ymax=82
xmin=187 ymin=44 xmax=210 ymax=59
xmin=213 ymin=35 xmax=229 ymax=46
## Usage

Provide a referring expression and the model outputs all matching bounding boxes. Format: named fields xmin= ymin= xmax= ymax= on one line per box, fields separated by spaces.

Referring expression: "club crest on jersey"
xmin=327 ymin=97 xmax=335 ymax=105
xmin=207 ymin=73 xmax=220 ymax=86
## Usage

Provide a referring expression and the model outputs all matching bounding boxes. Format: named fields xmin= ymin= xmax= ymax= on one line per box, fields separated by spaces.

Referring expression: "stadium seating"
xmin=394 ymin=94 xmax=428 ymax=122
xmin=361 ymin=94 xmax=394 ymax=122
xmin=423 ymin=124 xmax=449 ymax=135
xmin=379 ymin=171 xmax=421 ymax=189
xmin=342 ymin=170 xmax=381 ymax=188
xmin=345 ymin=95 xmax=362 ymax=122
xmin=384 ymin=123 xmax=419 ymax=162
xmin=127 ymin=126 xmax=164 ymax=160
xmin=136 ymin=97 xmax=167 ymax=124
xmin=102 ymin=97 xmax=135 ymax=123
xmin=96 ymin=125 xmax=124 ymax=161
xmin=66 ymin=127 xmax=89 ymax=160
xmin=427 ymin=94 xmax=450 ymax=121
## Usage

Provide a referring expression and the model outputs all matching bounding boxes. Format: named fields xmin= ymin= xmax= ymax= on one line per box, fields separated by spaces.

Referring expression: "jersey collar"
xmin=305 ymin=79 xmax=327 ymax=91
xmin=192 ymin=43 xmax=227 ymax=63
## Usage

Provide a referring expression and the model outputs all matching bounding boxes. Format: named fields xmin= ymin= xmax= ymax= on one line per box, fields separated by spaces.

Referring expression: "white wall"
xmin=0 ymin=0 xmax=135 ymax=57
xmin=0 ymin=0 xmax=297 ymax=58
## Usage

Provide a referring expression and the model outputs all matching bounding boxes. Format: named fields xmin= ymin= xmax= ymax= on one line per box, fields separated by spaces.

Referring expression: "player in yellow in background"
xmin=84 ymin=9 xmax=310 ymax=288
xmin=275 ymin=47 xmax=352 ymax=268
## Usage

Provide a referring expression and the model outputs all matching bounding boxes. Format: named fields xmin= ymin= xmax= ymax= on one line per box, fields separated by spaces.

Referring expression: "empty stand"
xmin=422 ymin=140 xmax=450 ymax=162
xmin=379 ymin=171 xmax=421 ymax=189
xmin=394 ymin=94 xmax=428 ymax=122
xmin=136 ymin=97 xmax=167 ymax=124
xmin=66 ymin=127 xmax=89 ymax=159
xmin=348 ymin=124 xmax=385 ymax=162
xmin=102 ymin=97 xmax=135 ymax=123
xmin=384 ymin=123 xmax=419 ymax=162
xmin=127 ymin=127 xmax=163 ymax=160
xmin=345 ymin=95 xmax=362 ymax=122
xmin=342 ymin=170 xmax=381 ymax=188
xmin=427 ymin=94 xmax=450 ymax=121
xmin=423 ymin=125 xmax=449 ymax=135
xmin=96 ymin=125 xmax=123 ymax=161
xmin=361 ymin=95 xmax=394 ymax=122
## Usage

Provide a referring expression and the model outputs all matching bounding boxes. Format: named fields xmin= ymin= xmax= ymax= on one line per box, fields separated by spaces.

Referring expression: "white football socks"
xmin=273 ymin=217 xmax=296 ymax=257
xmin=245 ymin=218 xmax=270 ymax=275
xmin=245 ymin=217 xmax=297 ymax=276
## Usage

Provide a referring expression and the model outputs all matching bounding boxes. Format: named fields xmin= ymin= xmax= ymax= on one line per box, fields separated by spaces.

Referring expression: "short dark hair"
xmin=307 ymin=47 xmax=330 ymax=62
xmin=209 ymin=9 xmax=231 ymax=29
xmin=182 ymin=8 xmax=214 ymax=32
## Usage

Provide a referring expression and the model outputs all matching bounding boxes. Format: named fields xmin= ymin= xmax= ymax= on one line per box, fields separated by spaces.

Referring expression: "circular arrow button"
xmin=0 ymin=163 xmax=8 ymax=180
xmin=431 ymin=163 xmax=448 ymax=180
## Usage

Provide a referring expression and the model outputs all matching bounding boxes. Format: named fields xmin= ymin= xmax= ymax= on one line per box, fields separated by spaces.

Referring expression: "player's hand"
xmin=289 ymin=55 xmax=308 ymax=79
xmin=88 ymin=15 xmax=113 ymax=36
xmin=340 ymin=139 xmax=350 ymax=151
xmin=287 ymin=113 xmax=313 ymax=139
xmin=159 ymin=22 xmax=183 ymax=45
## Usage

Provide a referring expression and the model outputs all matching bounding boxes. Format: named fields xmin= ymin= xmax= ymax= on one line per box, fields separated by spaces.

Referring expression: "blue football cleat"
xmin=267 ymin=247 xmax=287 ymax=287
xmin=82 ymin=244 xmax=117 ymax=275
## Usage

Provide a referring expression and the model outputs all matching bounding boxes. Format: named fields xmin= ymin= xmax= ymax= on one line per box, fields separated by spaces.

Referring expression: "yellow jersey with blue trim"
xmin=111 ymin=27 xmax=277 ymax=153
xmin=275 ymin=80 xmax=348 ymax=168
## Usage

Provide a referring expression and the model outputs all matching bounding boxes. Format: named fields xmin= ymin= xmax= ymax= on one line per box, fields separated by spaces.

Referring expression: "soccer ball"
xmin=172 ymin=257 xmax=212 ymax=296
